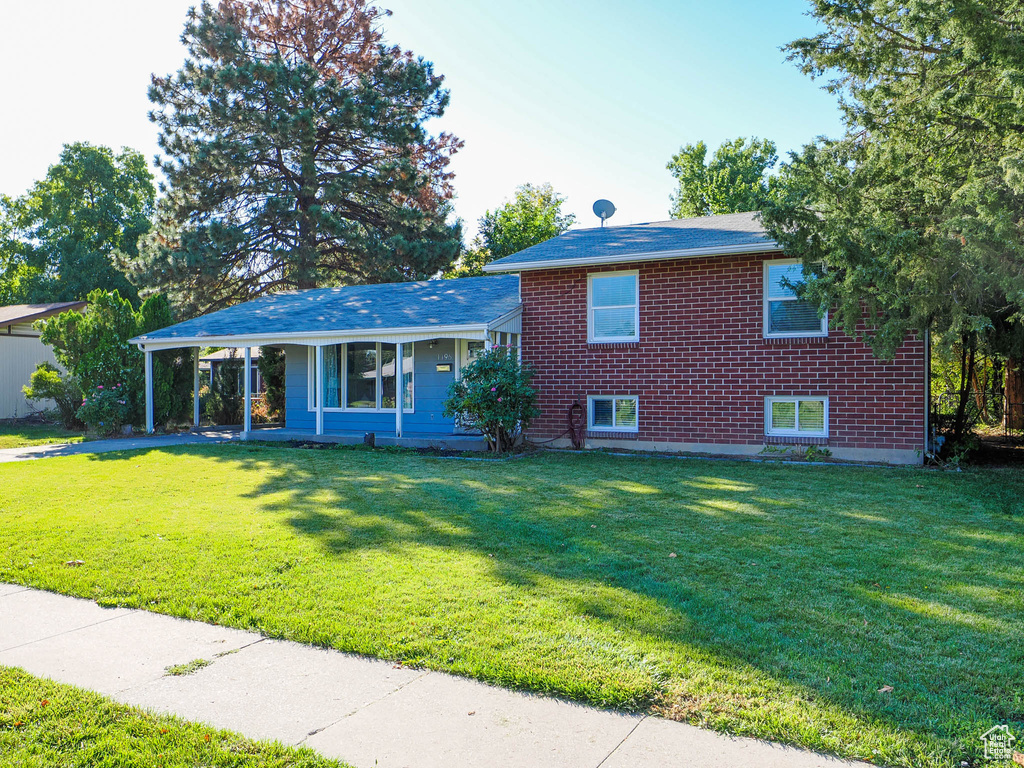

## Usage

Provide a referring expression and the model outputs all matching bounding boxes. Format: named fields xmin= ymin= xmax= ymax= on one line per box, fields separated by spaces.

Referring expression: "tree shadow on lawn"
xmin=92 ymin=445 xmax=1024 ymax=764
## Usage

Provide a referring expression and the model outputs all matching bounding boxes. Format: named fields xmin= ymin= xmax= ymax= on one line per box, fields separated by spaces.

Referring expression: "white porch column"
xmin=192 ymin=347 xmax=200 ymax=428
xmin=484 ymin=333 xmax=493 ymax=351
xmin=144 ymin=349 xmax=154 ymax=434
xmin=315 ymin=344 xmax=324 ymax=436
xmin=243 ymin=346 xmax=252 ymax=435
xmin=395 ymin=342 xmax=404 ymax=438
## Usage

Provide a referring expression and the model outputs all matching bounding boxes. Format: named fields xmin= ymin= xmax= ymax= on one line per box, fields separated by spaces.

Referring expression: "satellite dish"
xmin=593 ymin=199 xmax=616 ymax=227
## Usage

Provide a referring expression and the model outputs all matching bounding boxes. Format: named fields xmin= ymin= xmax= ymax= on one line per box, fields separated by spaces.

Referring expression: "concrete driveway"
xmin=0 ymin=430 xmax=240 ymax=463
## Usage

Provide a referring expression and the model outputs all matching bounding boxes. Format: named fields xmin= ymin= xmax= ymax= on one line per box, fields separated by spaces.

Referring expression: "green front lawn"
xmin=0 ymin=422 xmax=86 ymax=449
xmin=1 ymin=445 xmax=1021 ymax=767
xmin=0 ymin=666 xmax=348 ymax=767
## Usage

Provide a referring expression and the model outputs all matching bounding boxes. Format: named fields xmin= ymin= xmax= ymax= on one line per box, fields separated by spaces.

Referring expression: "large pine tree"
xmin=760 ymin=2 xmax=1024 ymax=438
xmin=130 ymin=0 xmax=463 ymax=315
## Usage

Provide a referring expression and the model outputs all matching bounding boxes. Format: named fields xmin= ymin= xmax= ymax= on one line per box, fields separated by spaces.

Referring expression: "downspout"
xmin=924 ymin=327 xmax=931 ymax=458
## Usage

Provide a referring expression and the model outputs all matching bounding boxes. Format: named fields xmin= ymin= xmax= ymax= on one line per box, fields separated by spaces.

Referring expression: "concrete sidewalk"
xmin=0 ymin=430 xmax=240 ymax=463
xmin=0 ymin=585 xmax=869 ymax=768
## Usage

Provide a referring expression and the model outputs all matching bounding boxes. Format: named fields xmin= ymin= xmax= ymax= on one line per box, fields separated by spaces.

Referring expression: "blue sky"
xmin=0 ymin=0 xmax=843 ymax=237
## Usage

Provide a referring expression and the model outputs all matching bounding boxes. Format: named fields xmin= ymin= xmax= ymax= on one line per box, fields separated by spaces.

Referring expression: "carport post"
xmin=243 ymin=346 xmax=252 ymax=435
xmin=395 ymin=342 xmax=404 ymax=438
xmin=315 ymin=344 xmax=324 ymax=436
xmin=192 ymin=347 xmax=200 ymax=428
xmin=145 ymin=349 xmax=154 ymax=434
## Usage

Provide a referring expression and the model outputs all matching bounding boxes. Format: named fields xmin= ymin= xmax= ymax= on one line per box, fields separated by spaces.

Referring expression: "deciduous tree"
xmin=445 ymin=183 xmax=574 ymax=278
xmin=667 ymin=137 xmax=777 ymax=218
xmin=0 ymin=143 xmax=154 ymax=304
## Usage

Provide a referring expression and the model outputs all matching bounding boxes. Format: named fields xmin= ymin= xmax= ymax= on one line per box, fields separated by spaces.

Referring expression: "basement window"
xmin=588 ymin=395 xmax=639 ymax=433
xmin=765 ymin=396 xmax=828 ymax=437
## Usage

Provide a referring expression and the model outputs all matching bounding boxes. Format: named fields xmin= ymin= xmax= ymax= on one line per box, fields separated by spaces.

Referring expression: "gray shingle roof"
xmin=0 ymin=301 xmax=87 ymax=326
xmin=134 ymin=275 xmax=520 ymax=343
xmin=484 ymin=211 xmax=776 ymax=271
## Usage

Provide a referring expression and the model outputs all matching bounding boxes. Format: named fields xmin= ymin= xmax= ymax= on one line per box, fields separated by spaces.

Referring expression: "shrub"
xmin=204 ymin=360 xmax=243 ymax=425
xmin=250 ymin=395 xmax=272 ymax=424
xmin=139 ymin=294 xmax=194 ymax=426
xmin=257 ymin=347 xmax=286 ymax=421
xmin=40 ymin=289 xmax=142 ymax=412
xmin=22 ymin=363 xmax=83 ymax=429
xmin=443 ymin=345 xmax=538 ymax=453
xmin=77 ymin=384 xmax=132 ymax=435
xmin=38 ymin=289 xmax=191 ymax=429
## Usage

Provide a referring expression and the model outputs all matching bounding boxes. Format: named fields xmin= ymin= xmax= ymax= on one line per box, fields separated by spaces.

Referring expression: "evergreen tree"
xmin=138 ymin=294 xmax=195 ymax=425
xmin=257 ymin=346 xmax=286 ymax=420
xmin=760 ymin=1 xmax=1024 ymax=440
xmin=129 ymin=0 xmax=462 ymax=316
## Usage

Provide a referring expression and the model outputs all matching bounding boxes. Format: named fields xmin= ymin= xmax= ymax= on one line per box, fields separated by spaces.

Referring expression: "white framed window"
xmin=588 ymin=271 xmax=639 ymax=342
xmin=765 ymin=396 xmax=828 ymax=437
xmin=763 ymin=259 xmax=827 ymax=338
xmin=588 ymin=395 xmax=639 ymax=433
xmin=308 ymin=343 xmax=414 ymax=413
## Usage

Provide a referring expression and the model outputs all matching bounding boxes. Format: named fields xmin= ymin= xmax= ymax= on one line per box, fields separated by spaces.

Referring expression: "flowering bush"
xmin=77 ymin=384 xmax=132 ymax=435
xmin=443 ymin=344 xmax=538 ymax=453
xmin=23 ymin=363 xmax=84 ymax=429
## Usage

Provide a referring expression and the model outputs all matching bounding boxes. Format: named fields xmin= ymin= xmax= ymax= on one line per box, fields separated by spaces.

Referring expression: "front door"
xmin=453 ymin=339 xmax=487 ymax=434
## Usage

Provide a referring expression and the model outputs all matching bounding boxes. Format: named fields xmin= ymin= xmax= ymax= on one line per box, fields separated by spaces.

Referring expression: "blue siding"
xmin=406 ymin=339 xmax=458 ymax=434
xmin=283 ymin=345 xmax=314 ymax=430
xmin=283 ymin=340 xmax=460 ymax=435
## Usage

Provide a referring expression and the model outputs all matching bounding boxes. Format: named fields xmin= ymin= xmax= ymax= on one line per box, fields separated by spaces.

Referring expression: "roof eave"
xmin=485 ymin=305 xmax=523 ymax=332
xmin=0 ymin=301 xmax=88 ymax=327
xmin=482 ymin=242 xmax=783 ymax=273
xmin=130 ymin=321 xmax=501 ymax=351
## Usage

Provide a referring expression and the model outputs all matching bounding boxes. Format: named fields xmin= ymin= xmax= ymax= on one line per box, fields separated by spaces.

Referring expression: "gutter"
xmin=130 ymin=322 xmax=501 ymax=351
xmin=482 ymin=241 xmax=783 ymax=273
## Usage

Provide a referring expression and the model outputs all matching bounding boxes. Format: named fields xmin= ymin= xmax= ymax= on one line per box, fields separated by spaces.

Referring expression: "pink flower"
xmin=97 ymin=385 xmax=103 ymax=390
xmin=497 ymin=397 xmax=503 ymax=402
xmin=490 ymin=387 xmax=497 ymax=392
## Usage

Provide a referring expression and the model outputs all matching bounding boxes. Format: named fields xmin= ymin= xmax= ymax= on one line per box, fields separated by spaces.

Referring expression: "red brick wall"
xmin=520 ymin=253 xmax=925 ymax=454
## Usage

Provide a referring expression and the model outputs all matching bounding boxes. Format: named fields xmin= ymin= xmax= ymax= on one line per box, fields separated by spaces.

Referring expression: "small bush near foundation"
xmin=443 ymin=345 xmax=538 ymax=453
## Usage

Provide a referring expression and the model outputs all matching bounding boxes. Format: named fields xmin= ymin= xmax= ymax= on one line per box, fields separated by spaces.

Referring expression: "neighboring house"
xmin=132 ymin=211 xmax=926 ymax=463
xmin=200 ymin=348 xmax=264 ymax=395
xmin=0 ymin=301 xmax=87 ymax=420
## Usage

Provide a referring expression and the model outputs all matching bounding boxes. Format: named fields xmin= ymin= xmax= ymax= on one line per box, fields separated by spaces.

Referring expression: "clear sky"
xmin=0 ymin=0 xmax=843 ymax=237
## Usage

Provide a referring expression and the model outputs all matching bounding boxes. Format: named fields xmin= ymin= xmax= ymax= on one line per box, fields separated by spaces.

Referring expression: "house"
xmin=0 ymin=301 xmax=87 ymax=420
xmin=482 ymin=211 xmax=925 ymax=464
xmin=132 ymin=211 xmax=926 ymax=463
xmin=200 ymin=347 xmax=264 ymax=395
xmin=130 ymin=276 xmax=522 ymax=447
